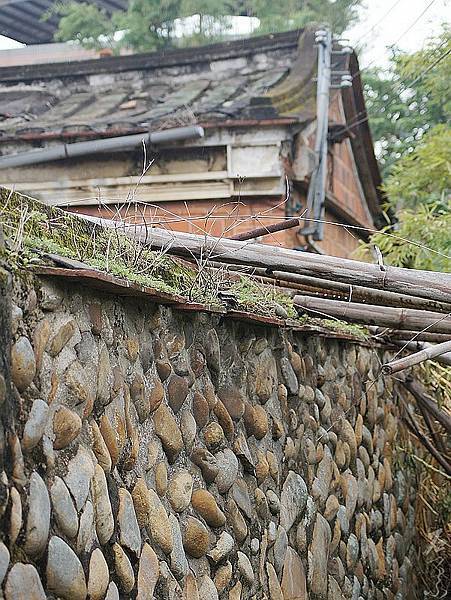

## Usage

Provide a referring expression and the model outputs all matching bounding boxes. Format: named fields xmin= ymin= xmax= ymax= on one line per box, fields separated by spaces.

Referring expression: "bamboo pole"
xmin=388 ymin=340 xmax=451 ymax=367
xmin=83 ymin=218 xmax=451 ymax=305
xmin=368 ymin=328 xmax=451 ymax=343
xmin=292 ymin=295 xmax=451 ymax=334
xmin=207 ymin=262 xmax=451 ymax=313
xmin=229 ymin=217 xmax=301 ymax=241
xmin=381 ymin=340 xmax=451 ymax=374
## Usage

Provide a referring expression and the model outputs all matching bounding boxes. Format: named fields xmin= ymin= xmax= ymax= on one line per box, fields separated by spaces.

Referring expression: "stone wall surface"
xmin=0 ymin=273 xmax=419 ymax=599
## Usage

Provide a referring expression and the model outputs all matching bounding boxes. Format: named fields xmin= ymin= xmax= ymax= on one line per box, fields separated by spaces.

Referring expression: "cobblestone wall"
xmin=0 ymin=273 xmax=419 ymax=599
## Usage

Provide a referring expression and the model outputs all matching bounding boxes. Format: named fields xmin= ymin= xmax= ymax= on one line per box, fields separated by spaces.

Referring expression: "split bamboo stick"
xmin=381 ymin=340 xmax=451 ymax=374
xmin=292 ymin=295 xmax=451 ymax=334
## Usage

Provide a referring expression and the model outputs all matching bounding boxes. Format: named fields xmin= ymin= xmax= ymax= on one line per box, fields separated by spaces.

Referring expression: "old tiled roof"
xmin=0 ymin=29 xmax=322 ymax=140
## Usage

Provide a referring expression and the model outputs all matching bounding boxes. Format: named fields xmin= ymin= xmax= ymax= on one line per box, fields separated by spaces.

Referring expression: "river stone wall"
xmin=0 ymin=272 xmax=419 ymax=599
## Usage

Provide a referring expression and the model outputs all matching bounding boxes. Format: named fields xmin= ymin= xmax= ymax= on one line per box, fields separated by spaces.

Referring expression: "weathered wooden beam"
xmin=292 ymin=295 xmax=451 ymax=334
xmin=83 ymin=219 xmax=451 ymax=305
xmin=382 ymin=340 xmax=451 ymax=374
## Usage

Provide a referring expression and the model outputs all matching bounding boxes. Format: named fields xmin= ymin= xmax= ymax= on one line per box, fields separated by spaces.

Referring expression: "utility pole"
xmin=301 ymin=30 xmax=352 ymax=244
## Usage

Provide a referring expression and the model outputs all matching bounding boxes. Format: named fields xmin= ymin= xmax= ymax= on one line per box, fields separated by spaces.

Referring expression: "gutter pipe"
xmin=0 ymin=125 xmax=205 ymax=170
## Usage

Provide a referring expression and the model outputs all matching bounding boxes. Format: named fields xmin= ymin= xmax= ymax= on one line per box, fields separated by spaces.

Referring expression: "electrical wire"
xmin=355 ymin=0 xmax=404 ymax=47
xmin=352 ymin=0 xmax=440 ymax=79
xmin=343 ymin=44 xmax=451 ymax=135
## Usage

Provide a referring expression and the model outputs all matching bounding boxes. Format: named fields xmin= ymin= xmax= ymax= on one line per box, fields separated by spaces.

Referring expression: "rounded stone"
xmin=190 ymin=447 xmax=219 ymax=483
xmin=156 ymin=360 xmax=172 ymax=381
xmin=118 ymin=488 xmax=141 ymax=556
xmin=22 ymin=399 xmax=49 ymax=452
xmin=217 ymin=386 xmax=245 ymax=421
xmin=183 ymin=516 xmax=210 ymax=558
xmin=207 ymin=531 xmax=234 ymax=563
xmin=192 ymin=489 xmax=226 ymax=528
xmin=53 ymin=406 xmax=82 ymax=450
xmin=24 ymin=472 xmax=50 ymax=557
xmin=213 ymin=399 xmax=234 ymax=439
xmin=148 ymin=377 xmax=165 ymax=413
xmin=147 ymin=488 xmax=173 ymax=554
xmin=77 ymin=500 xmax=95 ymax=555
xmin=246 ymin=404 xmax=269 ymax=439
xmin=255 ymin=450 xmax=269 ymax=484
xmin=46 ymin=536 xmax=87 ymax=600
xmin=168 ymin=374 xmax=189 ymax=414
xmin=215 ymin=449 xmax=239 ymax=494
xmin=167 ymin=470 xmax=193 ymax=513
xmin=214 ymin=561 xmax=232 ymax=594
xmin=180 ymin=409 xmax=196 ymax=453
xmin=203 ymin=422 xmax=225 ymax=451
xmin=105 ymin=582 xmax=120 ymax=600
xmin=91 ymin=464 xmax=114 ymax=545
xmin=169 ymin=513 xmax=188 ymax=580
xmin=9 ymin=487 xmax=22 ymax=546
xmin=5 ymin=563 xmax=45 ymax=600
xmin=87 ymin=548 xmax=109 ymax=600
xmin=226 ymin=498 xmax=248 ymax=543
xmin=49 ymin=320 xmax=76 ymax=356
xmin=237 ymin=551 xmax=254 ymax=585
xmin=137 ymin=543 xmax=160 ymax=599
xmin=267 ymin=489 xmax=280 ymax=515
xmin=90 ymin=421 xmax=112 ymax=472
xmin=155 ymin=461 xmax=168 ymax=496
xmin=199 ymin=575 xmax=219 ymax=600
xmin=50 ymin=476 xmax=79 ymax=539
xmin=324 ymin=495 xmax=340 ymax=521
xmin=280 ymin=471 xmax=308 ymax=533
xmin=0 ymin=541 xmax=9 ymax=586
xmin=193 ymin=391 xmax=209 ymax=429
xmin=112 ymin=543 xmax=135 ymax=593
xmin=153 ymin=404 xmax=183 ymax=463
xmin=204 ymin=329 xmax=221 ymax=372
xmin=11 ymin=336 xmax=36 ymax=392
xmin=99 ymin=414 xmax=120 ymax=466
xmin=132 ymin=478 xmax=151 ymax=527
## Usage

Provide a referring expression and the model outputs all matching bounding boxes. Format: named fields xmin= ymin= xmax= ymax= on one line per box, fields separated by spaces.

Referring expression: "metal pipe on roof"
xmin=0 ymin=125 xmax=205 ymax=169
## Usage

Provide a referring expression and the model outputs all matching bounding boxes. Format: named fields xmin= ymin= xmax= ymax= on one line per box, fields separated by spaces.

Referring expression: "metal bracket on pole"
xmin=301 ymin=28 xmax=332 ymax=242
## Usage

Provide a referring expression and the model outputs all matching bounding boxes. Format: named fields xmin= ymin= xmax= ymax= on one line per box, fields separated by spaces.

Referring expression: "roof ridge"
xmin=0 ymin=30 xmax=302 ymax=84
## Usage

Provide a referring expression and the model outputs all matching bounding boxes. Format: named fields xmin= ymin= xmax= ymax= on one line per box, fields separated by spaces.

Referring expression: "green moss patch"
xmin=0 ymin=188 xmax=369 ymax=340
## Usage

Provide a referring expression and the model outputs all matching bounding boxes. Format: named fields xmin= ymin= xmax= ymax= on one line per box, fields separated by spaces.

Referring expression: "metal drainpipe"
xmin=0 ymin=125 xmax=205 ymax=170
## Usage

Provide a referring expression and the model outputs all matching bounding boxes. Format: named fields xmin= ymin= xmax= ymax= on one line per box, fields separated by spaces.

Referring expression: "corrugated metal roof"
xmin=0 ymin=0 xmax=128 ymax=44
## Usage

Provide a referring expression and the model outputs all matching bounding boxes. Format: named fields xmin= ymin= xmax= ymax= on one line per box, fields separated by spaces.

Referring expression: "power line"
xmin=389 ymin=0 xmax=439 ymax=50
xmin=352 ymin=0 xmax=439 ymax=79
xmin=356 ymin=0 xmax=404 ymax=46
xmin=344 ymin=44 xmax=450 ymax=135
xmin=407 ymin=46 xmax=450 ymax=89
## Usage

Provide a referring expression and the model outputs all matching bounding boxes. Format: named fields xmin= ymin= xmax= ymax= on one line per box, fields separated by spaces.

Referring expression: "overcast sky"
xmin=0 ymin=0 xmax=449 ymax=68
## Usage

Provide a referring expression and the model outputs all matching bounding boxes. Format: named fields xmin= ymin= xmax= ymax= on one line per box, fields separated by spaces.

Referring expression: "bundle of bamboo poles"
xmin=82 ymin=216 xmax=451 ymax=370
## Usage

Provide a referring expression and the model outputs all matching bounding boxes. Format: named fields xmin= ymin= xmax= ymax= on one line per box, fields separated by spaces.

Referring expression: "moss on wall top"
xmin=0 ymin=187 xmax=368 ymax=340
